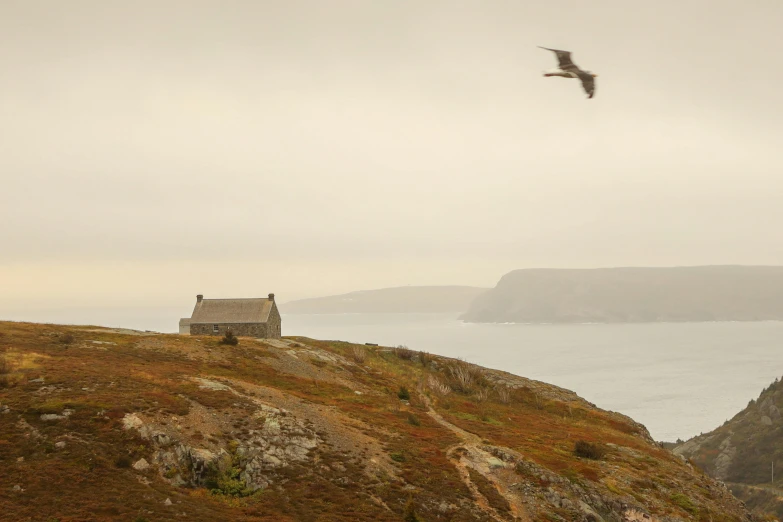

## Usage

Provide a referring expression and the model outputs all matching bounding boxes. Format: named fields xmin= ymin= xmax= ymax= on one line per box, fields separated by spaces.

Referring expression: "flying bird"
xmin=538 ymin=46 xmax=597 ymax=99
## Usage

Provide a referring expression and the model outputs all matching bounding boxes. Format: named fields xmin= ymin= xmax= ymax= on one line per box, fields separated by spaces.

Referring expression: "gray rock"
xmin=122 ymin=413 xmax=144 ymax=430
xmin=55 ymin=441 xmax=66 ymax=450
xmin=152 ymin=432 xmax=172 ymax=447
xmin=133 ymin=458 xmax=150 ymax=471
xmin=12 ymin=485 xmax=23 ymax=492
xmin=163 ymin=498 xmax=173 ymax=506
xmin=761 ymin=416 xmax=773 ymax=426
xmin=578 ymin=500 xmax=605 ymax=522
xmin=713 ymin=436 xmax=737 ymax=480
xmin=40 ymin=410 xmax=73 ymax=422
xmin=486 ymin=456 xmax=506 ymax=469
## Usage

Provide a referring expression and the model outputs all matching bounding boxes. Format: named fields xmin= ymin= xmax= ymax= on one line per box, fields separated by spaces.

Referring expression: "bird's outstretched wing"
xmin=538 ymin=46 xmax=576 ymax=69
xmin=576 ymin=71 xmax=596 ymax=99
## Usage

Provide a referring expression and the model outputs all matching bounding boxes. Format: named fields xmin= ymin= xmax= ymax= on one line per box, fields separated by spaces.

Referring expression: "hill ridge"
xmin=0 ymin=321 xmax=757 ymax=521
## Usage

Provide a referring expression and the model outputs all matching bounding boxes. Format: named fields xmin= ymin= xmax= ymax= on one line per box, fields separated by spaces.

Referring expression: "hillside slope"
xmin=0 ymin=321 xmax=757 ymax=521
xmin=675 ymin=377 xmax=783 ymax=519
xmin=461 ymin=266 xmax=783 ymax=323
xmin=281 ymin=286 xmax=488 ymax=314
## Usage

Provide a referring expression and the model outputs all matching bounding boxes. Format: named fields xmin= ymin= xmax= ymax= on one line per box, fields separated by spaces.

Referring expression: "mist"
xmin=2 ymin=1 xmax=783 ymax=317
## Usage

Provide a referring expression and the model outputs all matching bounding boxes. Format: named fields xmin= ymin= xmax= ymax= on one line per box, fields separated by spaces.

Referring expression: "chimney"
xmin=196 ymin=294 xmax=203 ymax=303
xmin=268 ymin=293 xmax=275 ymax=301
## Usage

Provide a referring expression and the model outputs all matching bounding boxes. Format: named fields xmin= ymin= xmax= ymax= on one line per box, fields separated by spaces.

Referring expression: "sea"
xmin=5 ymin=307 xmax=783 ymax=443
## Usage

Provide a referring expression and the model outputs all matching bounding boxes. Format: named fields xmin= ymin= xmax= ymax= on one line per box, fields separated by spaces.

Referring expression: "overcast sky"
xmin=1 ymin=1 xmax=782 ymax=314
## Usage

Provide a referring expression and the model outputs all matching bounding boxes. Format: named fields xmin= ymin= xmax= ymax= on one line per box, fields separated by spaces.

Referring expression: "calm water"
xmin=6 ymin=307 xmax=782 ymax=442
xmin=283 ymin=313 xmax=783 ymax=442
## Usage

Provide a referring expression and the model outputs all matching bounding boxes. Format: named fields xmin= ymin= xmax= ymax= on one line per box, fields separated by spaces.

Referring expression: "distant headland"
xmin=460 ymin=266 xmax=783 ymax=324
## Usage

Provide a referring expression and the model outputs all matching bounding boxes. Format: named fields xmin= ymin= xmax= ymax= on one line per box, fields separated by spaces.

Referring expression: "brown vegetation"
xmin=219 ymin=330 xmax=239 ymax=346
xmin=0 ymin=322 xmax=758 ymax=522
xmin=574 ymin=440 xmax=607 ymax=460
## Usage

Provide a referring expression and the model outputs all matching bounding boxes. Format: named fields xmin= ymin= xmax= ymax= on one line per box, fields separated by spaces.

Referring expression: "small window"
xmin=213 ymin=325 xmax=219 ymax=333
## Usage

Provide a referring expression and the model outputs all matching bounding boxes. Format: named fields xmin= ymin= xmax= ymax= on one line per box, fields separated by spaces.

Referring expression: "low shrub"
xmin=220 ymin=331 xmax=238 ymax=346
xmin=407 ymin=413 xmax=420 ymax=426
xmin=418 ymin=351 xmax=434 ymax=367
xmin=59 ymin=333 xmax=75 ymax=345
xmin=204 ymin=449 xmax=254 ymax=497
xmin=397 ymin=386 xmax=410 ymax=401
xmin=115 ymin=455 xmax=133 ymax=468
xmin=495 ymin=384 xmax=512 ymax=404
xmin=0 ymin=355 xmax=10 ymax=388
xmin=403 ymin=495 xmax=420 ymax=522
xmin=574 ymin=440 xmax=606 ymax=460
xmin=444 ymin=360 xmax=487 ymax=394
xmin=350 ymin=346 xmax=367 ymax=364
xmin=427 ymin=374 xmax=451 ymax=396
xmin=392 ymin=345 xmax=415 ymax=360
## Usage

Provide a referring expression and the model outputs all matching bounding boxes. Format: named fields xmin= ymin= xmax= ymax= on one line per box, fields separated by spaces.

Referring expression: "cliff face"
xmin=675 ymin=377 xmax=783 ymax=519
xmin=461 ymin=266 xmax=783 ymax=323
xmin=0 ymin=321 xmax=757 ymax=521
xmin=281 ymin=285 xmax=488 ymax=314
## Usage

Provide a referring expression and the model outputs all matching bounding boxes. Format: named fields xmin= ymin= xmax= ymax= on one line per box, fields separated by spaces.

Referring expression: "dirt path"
xmin=421 ymin=394 xmax=531 ymax=522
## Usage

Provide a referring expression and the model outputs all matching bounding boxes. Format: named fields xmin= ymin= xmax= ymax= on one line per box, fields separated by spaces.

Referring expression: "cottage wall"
xmin=266 ymin=303 xmax=282 ymax=339
xmin=190 ymin=322 xmax=269 ymax=338
xmin=178 ymin=318 xmax=191 ymax=335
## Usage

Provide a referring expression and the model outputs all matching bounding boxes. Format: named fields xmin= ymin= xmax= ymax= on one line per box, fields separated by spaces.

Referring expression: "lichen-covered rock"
xmin=237 ymin=405 xmax=321 ymax=490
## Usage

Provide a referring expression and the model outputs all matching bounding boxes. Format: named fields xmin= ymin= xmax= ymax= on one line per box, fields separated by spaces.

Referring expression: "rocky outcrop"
xmin=122 ymin=398 xmax=323 ymax=491
xmin=675 ymin=376 xmax=783 ymax=498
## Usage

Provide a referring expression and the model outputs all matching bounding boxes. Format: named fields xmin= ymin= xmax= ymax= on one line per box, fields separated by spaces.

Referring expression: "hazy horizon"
xmin=2 ymin=1 xmax=783 ymax=316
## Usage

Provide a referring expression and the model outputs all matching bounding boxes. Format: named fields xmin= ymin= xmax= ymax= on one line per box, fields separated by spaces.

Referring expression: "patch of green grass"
xmin=451 ymin=411 xmax=503 ymax=426
xmin=390 ymin=452 xmax=406 ymax=463
xmin=671 ymin=492 xmax=699 ymax=515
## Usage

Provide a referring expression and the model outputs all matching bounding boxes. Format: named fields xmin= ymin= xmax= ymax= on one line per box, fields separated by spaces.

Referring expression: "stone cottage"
xmin=180 ymin=294 xmax=282 ymax=338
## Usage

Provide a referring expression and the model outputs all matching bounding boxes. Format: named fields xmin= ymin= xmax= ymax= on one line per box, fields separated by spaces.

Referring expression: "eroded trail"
xmin=421 ymin=394 xmax=532 ymax=522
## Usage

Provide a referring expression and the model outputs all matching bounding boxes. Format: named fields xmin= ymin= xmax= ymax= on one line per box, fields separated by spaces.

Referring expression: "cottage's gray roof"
xmin=190 ymin=298 xmax=273 ymax=324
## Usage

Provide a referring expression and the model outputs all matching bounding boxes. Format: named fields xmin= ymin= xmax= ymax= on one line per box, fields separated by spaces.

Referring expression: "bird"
xmin=538 ymin=46 xmax=597 ymax=99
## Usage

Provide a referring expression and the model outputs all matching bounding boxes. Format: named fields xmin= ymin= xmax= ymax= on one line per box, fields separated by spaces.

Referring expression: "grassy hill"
xmin=675 ymin=377 xmax=783 ymax=520
xmin=0 ymin=321 xmax=758 ymax=521
xmin=461 ymin=266 xmax=783 ymax=323
xmin=280 ymin=286 xmax=488 ymax=314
